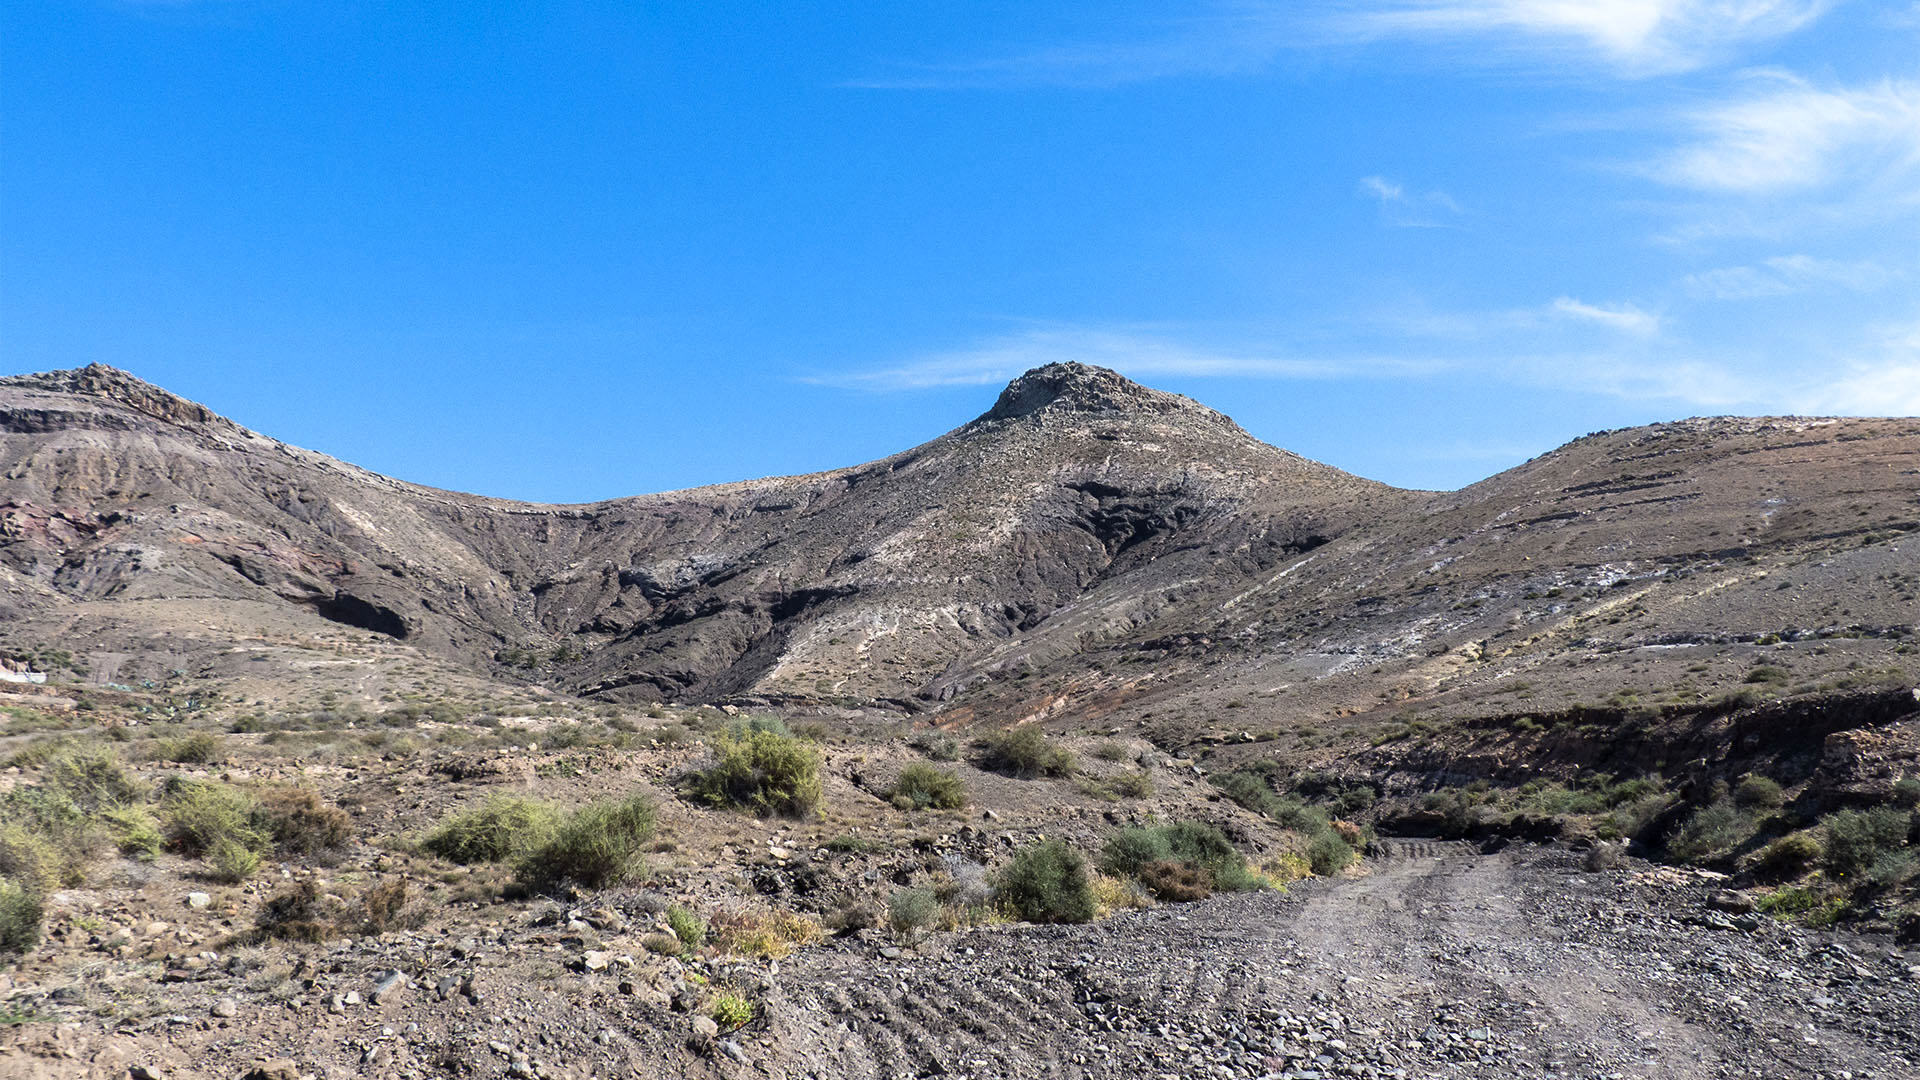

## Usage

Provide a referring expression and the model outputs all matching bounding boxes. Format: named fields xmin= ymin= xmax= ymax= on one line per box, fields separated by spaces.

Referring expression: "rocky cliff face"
xmin=2 ymin=364 xmax=1916 ymax=726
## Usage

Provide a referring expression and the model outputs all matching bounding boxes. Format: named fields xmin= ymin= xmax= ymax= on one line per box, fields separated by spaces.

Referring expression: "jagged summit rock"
xmin=2 ymin=363 xmax=232 ymax=432
xmin=975 ymin=362 xmax=1218 ymax=424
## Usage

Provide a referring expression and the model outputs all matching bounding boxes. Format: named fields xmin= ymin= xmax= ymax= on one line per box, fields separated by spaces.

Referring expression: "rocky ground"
xmin=6 ymin=842 xmax=1917 ymax=1080
xmin=769 ymin=842 xmax=1920 ymax=1080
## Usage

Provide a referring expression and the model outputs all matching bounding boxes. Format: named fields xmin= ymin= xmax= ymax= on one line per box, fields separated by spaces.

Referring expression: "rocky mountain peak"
xmin=977 ymin=363 xmax=1216 ymax=424
xmin=2 ymin=363 xmax=230 ymax=432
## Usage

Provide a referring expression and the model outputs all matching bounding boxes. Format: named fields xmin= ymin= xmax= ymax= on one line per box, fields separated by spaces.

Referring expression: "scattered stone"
xmin=209 ymin=997 xmax=238 ymax=1019
xmin=371 ymin=970 xmax=408 ymax=1005
xmin=185 ymin=893 xmax=211 ymax=911
xmin=1708 ymin=890 xmax=1757 ymax=914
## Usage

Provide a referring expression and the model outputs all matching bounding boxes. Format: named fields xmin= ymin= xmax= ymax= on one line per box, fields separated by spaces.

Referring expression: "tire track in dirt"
xmin=762 ymin=845 xmax=1920 ymax=1080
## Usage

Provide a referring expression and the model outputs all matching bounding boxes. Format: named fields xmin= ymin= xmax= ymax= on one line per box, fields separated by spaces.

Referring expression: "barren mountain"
xmin=0 ymin=363 xmax=1399 ymax=707
xmin=3 ymin=364 xmax=1916 ymax=731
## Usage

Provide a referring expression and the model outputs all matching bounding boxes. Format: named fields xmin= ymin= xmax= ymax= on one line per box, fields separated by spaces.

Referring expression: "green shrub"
xmin=0 ymin=826 xmax=62 ymax=894
xmin=994 ymin=840 xmax=1095 ymax=923
xmin=1161 ymin=821 xmax=1238 ymax=868
xmin=206 ymin=835 xmax=261 ymax=884
xmin=422 ymin=797 xmax=558 ymax=864
xmin=1093 ymin=742 xmax=1131 ymax=763
xmin=1757 ymin=885 xmax=1823 ymax=916
xmin=1099 ymin=821 xmax=1263 ymax=894
xmin=685 ymin=728 xmax=824 ymax=817
xmin=162 ymin=780 xmax=267 ymax=858
xmin=733 ymin=715 xmax=791 ymax=737
xmin=1865 ymin=849 xmax=1919 ymax=890
xmin=887 ymin=764 xmax=967 ymax=811
xmin=42 ymin=745 xmax=143 ymax=811
xmin=1758 ymin=885 xmax=1847 ymax=927
xmin=0 ymin=880 xmax=44 ymax=956
xmin=710 ymin=992 xmax=753 ymax=1031
xmin=1099 ymin=827 xmax=1173 ymax=877
xmin=1750 ymin=832 xmax=1822 ymax=880
xmin=1733 ymin=775 xmax=1785 ymax=811
xmin=887 ymin=887 xmax=940 ymax=936
xmin=256 ymin=787 xmax=354 ymax=855
xmin=1212 ymin=768 xmax=1285 ymax=816
xmin=1823 ymin=807 xmax=1912 ymax=879
xmin=99 ymin=807 xmax=162 ymax=860
xmin=1665 ymin=801 xmax=1754 ymax=864
xmin=514 ymin=794 xmax=656 ymax=892
xmin=157 ymin=732 xmax=222 ymax=765
xmin=1743 ymin=665 xmax=1790 ymax=685
xmin=1307 ymin=829 xmax=1356 ymax=876
xmin=979 ymin=728 xmax=1074 ymax=779
xmin=668 ymin=904 xmax=707 ymax=950
xmin=1108 ymin=771 xmax=1154 ymax=799
xmin=1892 ymin=778 xmax=1920 ymax=808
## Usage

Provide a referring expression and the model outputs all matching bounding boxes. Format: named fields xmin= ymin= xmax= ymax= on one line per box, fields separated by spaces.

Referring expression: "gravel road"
xmin=765 ymin=843 xmax=1920 ymax=1080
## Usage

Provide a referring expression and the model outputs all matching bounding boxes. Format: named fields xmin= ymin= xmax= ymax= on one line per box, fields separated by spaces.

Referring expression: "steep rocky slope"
xmin=0 ymin=363 xmax=1399 ymax=706
xmin=4 ymin=364 xmax=1916 ymax=728
xmin=944 ymin=414 xmax=1920 ymax=740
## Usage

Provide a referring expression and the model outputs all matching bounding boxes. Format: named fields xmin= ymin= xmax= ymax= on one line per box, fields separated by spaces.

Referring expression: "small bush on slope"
xmin=995 ymin=840 xmax=1095 ymax=923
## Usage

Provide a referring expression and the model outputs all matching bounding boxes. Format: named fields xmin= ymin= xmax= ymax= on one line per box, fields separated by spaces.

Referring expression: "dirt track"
xmin=8 ymin=844 xmax=1917 ymax=1080
xmin=765 ymin=844 xmax=1920 ymax=1080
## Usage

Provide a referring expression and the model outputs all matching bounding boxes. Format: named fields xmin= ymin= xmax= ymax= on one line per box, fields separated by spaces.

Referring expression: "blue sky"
xmin=3 ymin=1 xmax=1917 ymax=501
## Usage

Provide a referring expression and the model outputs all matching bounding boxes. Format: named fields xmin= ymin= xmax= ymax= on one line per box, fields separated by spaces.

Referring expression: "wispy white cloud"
xmin=1684 ymin=254 xmax=1895 ymax=299
xmin=814 ymin=307 xmax=1920 ymax=419
xmin=1794 ymin=315 xmax=1920 ymax=414
xmin=1549 ymin=296 xmax=1663 ymax=335
xmin=1358 ymin=174 xmax=1466 ymax=226
xmin=804 ymin=325 xmax=1436 ymax=390
xmin=850 ymin=0 xmax=1830 ymax=88
xmin=1344 ymin=1 xmax=1833 ymax=75
xmin=1648 ymin=72 xmax=1920 ymax=194
xmin=1359 ymin=175 xmax=1405 ymax=201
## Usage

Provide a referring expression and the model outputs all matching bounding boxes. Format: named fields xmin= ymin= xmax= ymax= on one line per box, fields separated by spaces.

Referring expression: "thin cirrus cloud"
xmin=1647 ymin=72 xmax=1920 ymax=194
xmin=1358 ymin=175 xmax=1465 ymax=226
xmin=1549 ymin=297 xmax=1663 ymax=336
xmin=818 ymin=309 xmax=1919 ymax=417
xmin=1684 ymin=254 xmax=1895 ymax=299
xmin=1342 ymin=0 xmax=1835 ymax=75
xmin=804 ymin=326 xmax=1436 ymax=391
xmin=1793 ymin=316 xmax=1920 ymax=414
xmin=848 ymin=1 xmax=1832 ymax=88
